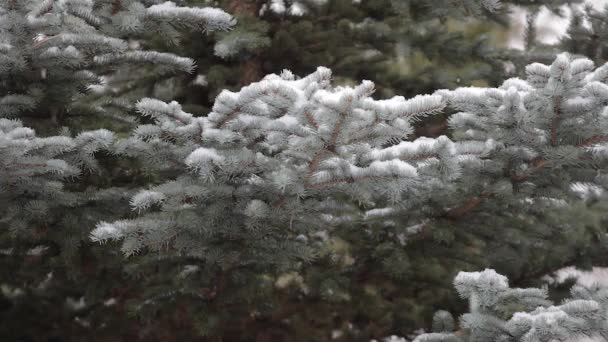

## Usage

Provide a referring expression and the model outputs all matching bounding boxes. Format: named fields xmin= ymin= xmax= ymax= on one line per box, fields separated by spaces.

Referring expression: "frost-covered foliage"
xmin=0 ymin=0 xmax=234 ymax=123
xmin=405 ymin=53 xmax=608 ymax=342
xmin=0 ymin=0 xmax=233 ymax=257
xmin=0 ymin=116 xmax=134 ymax=341
xmin=91 ymin=66 xmax=479 ymax=255
xmin=0 ymin=0 xmax=234 ymax=340
xmin=435 ymin=53 xmax=608 ymax=223
xmin=0 ymin=118 xmax=80 ymax=229
xmin=415 ymin=269 xmax=608 ymax=342
xmin=7 ymin=1 xmax=608 ymax=339
xmin=406 ymin=53 xmax=608 ymax=263
xmin=0 ymin=118 xmax=114 ymax=235
xmin=85 ymin=53 xmax=608 ymax=339
xmin=88 ymin=67 xmax=494 ymax=335
xmin=333 ymin=53 xmax=608 ymax=283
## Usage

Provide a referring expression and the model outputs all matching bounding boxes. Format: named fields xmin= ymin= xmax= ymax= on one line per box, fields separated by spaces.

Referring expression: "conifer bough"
xmin=91 ymin=66 xmax=485 ymax=263
xmin=92 ymin=53 xmax=608 ymax=339
xmin=4 ymin=0 xmax=608 ymax=339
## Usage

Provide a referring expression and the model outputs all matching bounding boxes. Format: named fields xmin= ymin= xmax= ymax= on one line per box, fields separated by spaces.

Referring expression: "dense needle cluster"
xmin=4 ymin=0 xmax=608 ymax=341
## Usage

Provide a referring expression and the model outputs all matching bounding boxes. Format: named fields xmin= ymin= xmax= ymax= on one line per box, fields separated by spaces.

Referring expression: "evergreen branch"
xmin=305 ymin=96 xmax=354 ymax=184
xmin=215 ymin=107 xmax=241 ymax=128
xmin=305 ymin=149 xmax=325 ymax=183
xmin=111 ymin=0 xmax=122 ymax=15
xmin=304 ymin=111 xmax=319 ymax=129
xmin=400 ymin=153 xmax=440 ymax=161
xmin=510 ymin=158 xmax=549 ymax=182
xmin=444 ymin=191 xmax=492 ymax=219
xmin=327 ymin=96 xmax=353 ymax=151
xmin=309 ymin=174 xmax=408 ymax=188
xmin=578 ymin=135 xmax=606 ymax=147
xmin=32 ymin=35 xmax=58 ymax=49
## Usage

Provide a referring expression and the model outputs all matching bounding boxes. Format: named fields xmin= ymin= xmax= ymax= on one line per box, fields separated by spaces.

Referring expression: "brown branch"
xmin=309 ymin=174 xmax=405 ymax=188
xmin=305 ymin=149 xmax=324 ymax=181
xmin=508 ymin=134 xmax=598 ymax=182
xmin=444 ymin=191 xmax=492 ymax=219
xmin=111 ymin=0 xmax=122 ymax=14
xmin=215 ymin=107 xmax=241 ymax=128
xmin=224 ymin=0 xmax=259 ymax=16
xmin=304 ymin=111 xmax=318 ymax=129
xmin=327 ymin=96 xmax=353 ymax=151
xmin=449 ymin=135 xmax=594 ymax=221
xmin=271 ymin=195 xmax=286 ymax=209
xmin=246 ymin=136 xmax=265 ymax=149
xmin=578 ymin=135 xmax=606 ymax=147
xmin=415 ymin=132 xmax=600 ymax=236
xmin=240 ymin=56 xmax=263 ymax=86
xmin=198 ymin=271 xmax=229 ymax=301
xmin=448 ymin=158 xmax=548 ymax=222
xmin=304 ymin=96 xmax=354 ymax=184
xmin=32 ymin=35 xmax=57 ymax=49
xmin=400 ymin=153 xmax=440 ymax=161
xmin=550 ymin=96 xmax=563 ymax=146
xmin=510 ymin=158 xmax=549 ymax=182
xmin=513 ymin=252 xmax=608 ymax=287
xmin=406 ymin=190 xmax=493 ymax=238
xmin=439 ymin=133 xmax=593 ymax=223
xmin=415 ymin=120 xmax=449 ymax=138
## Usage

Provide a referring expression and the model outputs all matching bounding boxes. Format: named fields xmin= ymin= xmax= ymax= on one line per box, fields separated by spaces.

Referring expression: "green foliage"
xmin=171 ymin=0 xmax=526 ymax=117
xmin=416 ymin=269 xmax=608 ymax=341
xmin=0 ymin=0 xmax=233 ymax=340
xmin=5 ymin=0 xmax=608 ymax=341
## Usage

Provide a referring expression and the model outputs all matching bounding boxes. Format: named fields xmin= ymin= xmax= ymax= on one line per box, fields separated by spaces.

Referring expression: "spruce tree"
xmin=555 ymin=3 xmax=608 ymax=66
xmin=89 ymin=52 xmax=608 ymax=340
xmin=91 ymin=67 xmax=484 ymax=339
xmin=0 ymin=0 xmax=234 ymax=339
xmin=5 ymin=0 xmax=608 ymax=341
xmin=409 ymin=52 xmax=608 ymax=342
